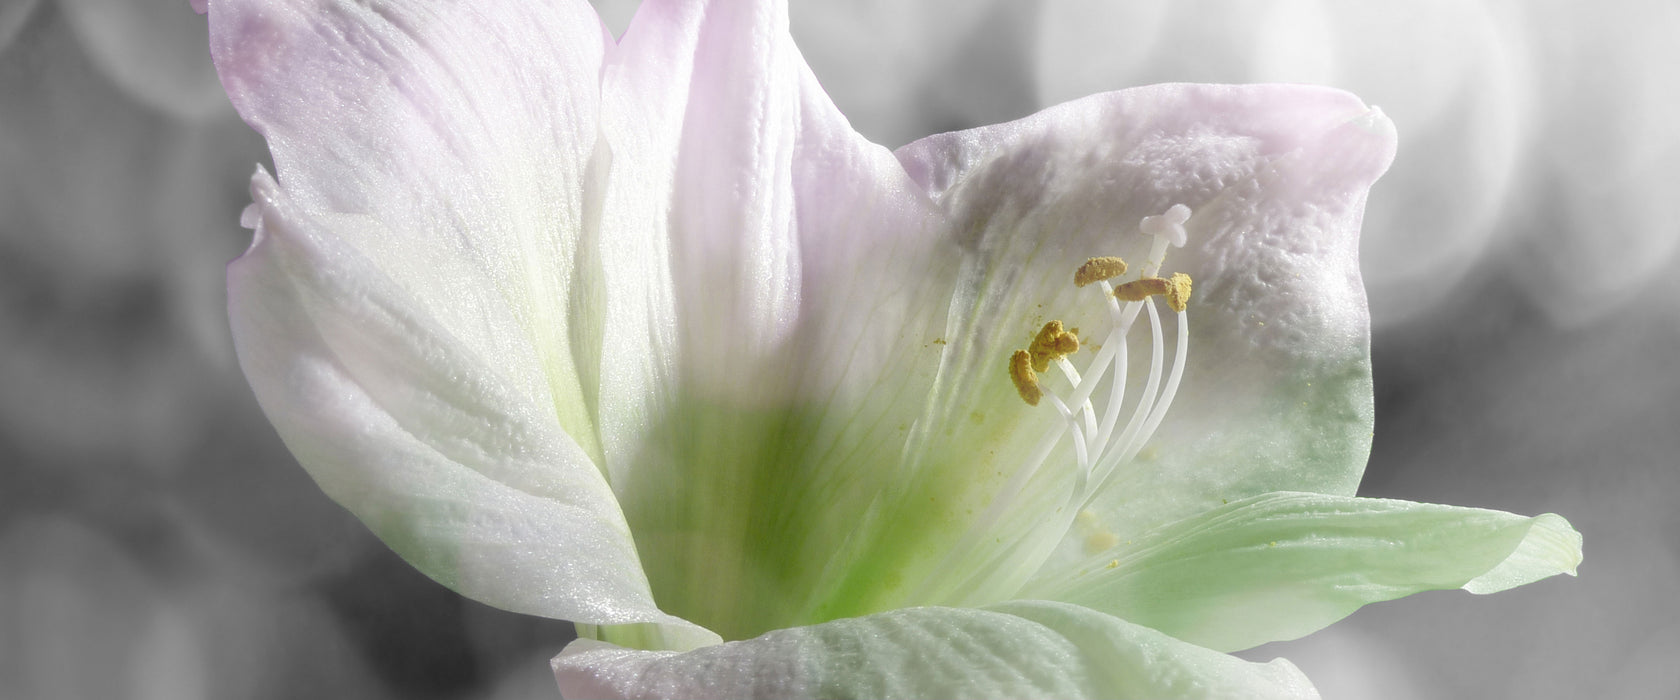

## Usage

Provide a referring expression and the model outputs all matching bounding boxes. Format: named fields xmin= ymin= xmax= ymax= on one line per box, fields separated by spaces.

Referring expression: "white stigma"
xmin=1139 ymin=203 xmax=1190 ymax=248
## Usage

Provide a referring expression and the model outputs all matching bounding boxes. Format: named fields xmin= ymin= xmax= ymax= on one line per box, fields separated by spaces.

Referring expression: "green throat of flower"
xmin=606 ymin=205 xmax=1203 ymax=646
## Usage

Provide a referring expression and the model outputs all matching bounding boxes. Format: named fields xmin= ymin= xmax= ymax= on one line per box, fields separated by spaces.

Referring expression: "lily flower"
xmin=210 ymin=0 xmax=1583 ymax=697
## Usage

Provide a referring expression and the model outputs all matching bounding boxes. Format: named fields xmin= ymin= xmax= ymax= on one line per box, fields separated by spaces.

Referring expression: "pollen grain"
xmin=1086 ymin=530 xmax=1120 ymax=554
xmin=1166 ymin=272 xmax=1193 ymax=312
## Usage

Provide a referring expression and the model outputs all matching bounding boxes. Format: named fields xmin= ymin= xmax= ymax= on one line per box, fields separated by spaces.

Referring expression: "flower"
xmin=209 ymin=0 xmax=1583 ymax=697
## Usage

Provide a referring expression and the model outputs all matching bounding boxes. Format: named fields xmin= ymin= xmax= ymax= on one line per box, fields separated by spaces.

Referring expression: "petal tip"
xmin=1462 ymin=512 xmax=1584 ymax=595
xmin=1331 ymin=103 xmax=1400 ymax=184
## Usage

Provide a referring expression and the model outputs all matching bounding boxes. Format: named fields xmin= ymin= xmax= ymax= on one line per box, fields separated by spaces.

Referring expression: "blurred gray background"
xmin=2 ymin=0 xmax=1675 ymax=698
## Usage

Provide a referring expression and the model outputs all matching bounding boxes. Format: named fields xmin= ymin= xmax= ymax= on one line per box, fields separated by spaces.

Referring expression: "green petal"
xmin=1023 ymin=492 xmax=1582 ymax=652
xmin=553 ymin=601 xmax=1319 ymax=700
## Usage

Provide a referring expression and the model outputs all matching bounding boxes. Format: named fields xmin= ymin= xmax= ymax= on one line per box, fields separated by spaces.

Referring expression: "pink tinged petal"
xmin=229 ymin=170 xmax=714 ymax=645
xmin=209 ymin=0 xmax=615 ymax=467
xmin=1085 ymin=91 xmax=1395 ymax=549
xmin=552 ymin=601 xmax=1319 ymax=700
xmin=599 ymin=0 xmax=942 ymax=406
xmin=1031 ymin=2 xmax=1521 ymax=329
xmin=892 ymin=84 xmax=1396 ymax=605
xmin=603 ymin=0 xmax=805 ymax=393
xmin=594 ymin=0 xmax=951 ymax=637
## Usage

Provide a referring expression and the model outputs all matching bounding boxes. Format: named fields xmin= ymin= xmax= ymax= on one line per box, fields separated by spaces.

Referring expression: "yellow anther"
xmin=1008 ymin=350 xmax=1042 ymax=406
xmin=1074 ymin=256 xmax=1128 ymax=287
xmin=1166 ymin=272 xmax=1193 ymax=312
xmin=1028 ymin=320 xmax=1080 ymax=372
xmin=1112 ymin=276 xmax=1170 ymax=302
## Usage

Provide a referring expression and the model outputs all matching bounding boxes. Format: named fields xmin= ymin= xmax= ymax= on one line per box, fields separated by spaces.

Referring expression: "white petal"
xmin=229 ymin=170 xmax=713 ymax=645
xmin=210 ymin=0 xmax=614 ymax=466
xmin=1031 ymin=1 xmax=1522 ymax=329
xmin=893 ymin=84 xmax=1395 ymax=602
xmin=553 ymin=601 xmax=1318 ymax=700
xmin=592 ymin=0 xmax=953 ymax=638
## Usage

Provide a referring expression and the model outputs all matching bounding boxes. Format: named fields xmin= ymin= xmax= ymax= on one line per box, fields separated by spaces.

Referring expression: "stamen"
xmin=1074 ymin=256 xmax=1128 ymax=287
xmin=1073 ymin=276 xmax=1196 ymax=507
xmin=1166 ymin=273 xmax=1193 ymax=313
xmin=936 ymin=204 xmax=1198 ymax=607
xmin=1008 ymin=350 xmax=1042 ymax=406
xmin=1028 ymin=320 xmax=1080 ymax=372
xmin=1043 ymin=392 xmax=1091 ymax=481
xmin=1133 ymin=302 xmax=1190 ymax=460
xmin=1104 ymin=297 xmax=1166 ymax=487
xmin=1090 ymin=280 xmax=1131 ymax=451
xmin=1054 ymin=357 xmax=1100 ymax=454
xmin=1113 ymin=277 xmax=1170 ymax=302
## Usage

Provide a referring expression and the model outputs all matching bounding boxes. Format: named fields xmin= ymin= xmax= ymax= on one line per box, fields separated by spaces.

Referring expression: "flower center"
xmin=912 ymin=205 xmax=1196 ymax=604
xmin=1006 ymin=203 xmax=1194 ymax=519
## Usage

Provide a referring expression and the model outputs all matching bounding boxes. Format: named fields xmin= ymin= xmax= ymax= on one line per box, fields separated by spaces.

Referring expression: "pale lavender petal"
xmin=1031 ymin=1 xmax=1520 ymax=329
xmin=209 ymin=0 xmax=711 ymax=633
xmin=210 ymin=0 xmax=615 ymax=465
xmin=894 ymin=84 xmax=1395 ymax=603
xmin=593 ymin=0 xmax=954 ymax=637
xmin=229 ymin=170 xmax=713 ymax=642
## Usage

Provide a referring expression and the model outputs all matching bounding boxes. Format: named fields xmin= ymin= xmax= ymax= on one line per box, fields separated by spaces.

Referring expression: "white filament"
xmin=1103 ymin=298 xmax=1165 ymax=486
xmin=1128 ymin=307 xmax=1189 ymax=459
xmin=1054 ymin=357 xmax=1100 ymax=454
xmin=911 ymin=207 xmax=1195 ymax=606
xmin=1094 ymin=281 xmax=1130 ymax=452
xmin=1044 ymin=391 xmax=1091 ymax=478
